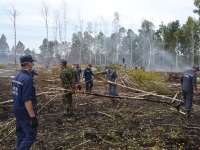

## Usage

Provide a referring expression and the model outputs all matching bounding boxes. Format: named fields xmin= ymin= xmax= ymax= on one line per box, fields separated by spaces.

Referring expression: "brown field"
xmin=1 ymin=65 xmax=200 ymax=150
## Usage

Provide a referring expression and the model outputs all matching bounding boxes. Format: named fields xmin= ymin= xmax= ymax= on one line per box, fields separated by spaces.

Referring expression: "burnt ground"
xmin=1 ymin=69 xmax=200 ymax=150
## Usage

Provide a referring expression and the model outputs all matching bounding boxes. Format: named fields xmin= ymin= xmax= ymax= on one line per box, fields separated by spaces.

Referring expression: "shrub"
xmin=120 ymin=68 xmax=172 ymax=95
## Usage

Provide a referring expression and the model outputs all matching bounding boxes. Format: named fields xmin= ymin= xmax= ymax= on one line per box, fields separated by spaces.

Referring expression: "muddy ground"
xmin=1 ymin=66 xmax=200 ymax=150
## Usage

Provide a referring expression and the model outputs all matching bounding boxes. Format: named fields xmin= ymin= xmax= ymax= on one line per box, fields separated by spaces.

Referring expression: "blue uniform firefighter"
xmin=96 ymin=66 xmax=121 ymax=101
xmin=12 ymin=55 xmax=38 ymax=150
xmin=175 ymin=65 xmax=199 ymax=118
xmin=83 ymin=64 xmax=94 ymax=92
xmin=76 ymin=64 xmax=82 ymax=81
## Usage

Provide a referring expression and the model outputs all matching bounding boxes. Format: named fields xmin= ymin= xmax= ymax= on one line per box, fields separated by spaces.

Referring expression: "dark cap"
xmin=20 ymin=55 xmax=36 ymax=64
xmin=88 ymin=64 xmax=92 ymax=67
xmin=105 ymin=66 xmax=110 ymax=69
xmin=193 ymin=65 xmax=199 ymax=71
xmin=58 ymin=59 xmax=67 ymax=64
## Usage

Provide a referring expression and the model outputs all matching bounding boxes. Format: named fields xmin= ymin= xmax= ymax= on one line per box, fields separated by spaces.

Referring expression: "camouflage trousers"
xmin=62 ymin=92 xmax=73 ymax=114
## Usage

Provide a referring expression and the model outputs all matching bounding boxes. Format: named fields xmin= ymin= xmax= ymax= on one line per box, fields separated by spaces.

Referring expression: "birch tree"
xmin=93 ymin=20 xmax=98 ymax=65
xmin=53 ymin=11 xmax=59 ymax=60
xmin=77 ymin=10 xmax=84 ymax=63
xmin=112 ymin=12 xmax=120 ymax=62
xmin=138 ymin=20 xmax=154 ymax=69
xmin=102 ymin=18 xmax=108 ymax=63
xmin=193 ymin=0 xmax=200 ymax=20
xmin=98 ymin=16 xmax=103 ymax=65
xmin=181 ymin=17 xmax=199 ymax=66
xmin=41 ymin=2 xmax=50 ymax=69
xmin=6 ymin=3 xmax=19 ymax=68
xmin=61 ymin=0 xmax=69 ymax=58
xmin=86 ymin=22 xmax=93 ymax=63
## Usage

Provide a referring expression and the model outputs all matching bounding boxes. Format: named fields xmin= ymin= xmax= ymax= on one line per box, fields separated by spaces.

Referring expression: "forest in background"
xmin=1 ymin=0 xmax=200 ymax=71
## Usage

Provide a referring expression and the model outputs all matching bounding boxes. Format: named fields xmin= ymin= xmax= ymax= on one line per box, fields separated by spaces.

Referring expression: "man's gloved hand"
xmin=30 ymin=117 xmax=38 ymax=128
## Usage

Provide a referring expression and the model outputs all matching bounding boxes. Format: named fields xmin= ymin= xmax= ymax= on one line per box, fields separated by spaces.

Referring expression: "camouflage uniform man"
xmin=59 ymin=59 xmax=79 ymax=115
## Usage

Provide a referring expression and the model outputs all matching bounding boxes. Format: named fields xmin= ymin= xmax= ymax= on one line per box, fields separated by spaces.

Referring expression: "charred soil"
xmin=1 ymin=69 xmax=200 ymax=150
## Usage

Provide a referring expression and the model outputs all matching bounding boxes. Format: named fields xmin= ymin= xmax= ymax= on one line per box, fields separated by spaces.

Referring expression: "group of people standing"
xmin=59 ymin=60 xmax=120 ymax=115
xmin=11 ymin=54 xmax=199 ymax=149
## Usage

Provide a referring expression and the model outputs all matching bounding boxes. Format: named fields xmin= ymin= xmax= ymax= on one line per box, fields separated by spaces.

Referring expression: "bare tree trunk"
xmin=41 ymin=2 xmax=50 ymax=70
xmin=112 ymin=12 xmax=120 ymax=63
xmin=77 ymin=11 xmax=84 ymax=64
xmin=152 ymin=51 xmax=155 ymax=68
xmin=89 ymin=36 xmax=91 ymax=63
xmin=147 ymin=29 xmax=154 ymax=70
xmin=112 ymin=48 xmax=115 ymax=63
xmin=102 ymin=18 xmax=108 ymax=64
xmin=6 ymin=3 xmax=18 ymax=69
xmin=99 ymin=52 xmax=101 ymax=65
xmin=53 ymin=11 xmax=59 ymax=61
xmin=175 ymin=36 xmax=179 ymax=70
xmin=58 ymin=12 xmax=63 ymax=58
xmin=147 ymin=43 xmax=152 ymax=70
xmin=94 ymin=20 xmax=98 ymax=65
xmin=130 ymin=33 xmax=132 ymax=66
xmin=162 ymin=43 xmax=165 ymax=67
xmin=191 ymin=25 xmax=195 ymax=66
xmin=62 ymin=0 xmax=69 ymax=58
xmin=86 ymin=22 xmax=93 ymax=63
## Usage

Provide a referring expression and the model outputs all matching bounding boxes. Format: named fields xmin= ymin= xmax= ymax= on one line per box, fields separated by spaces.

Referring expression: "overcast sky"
xmin=0 ymin=0 xmax=198 ymax=54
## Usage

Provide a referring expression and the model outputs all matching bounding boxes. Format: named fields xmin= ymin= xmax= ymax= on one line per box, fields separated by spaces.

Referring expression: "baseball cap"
xmin=193 ymin=65 xmax=199 ymax=71
xmin=88 ymin=64 xmax=92 ymax=67
xmin=105 ymin=66 xmax=110 ymax=69
xmin=20 ymin=55 xmax=36 ymax=64
xmin=58 ymin=59 xmax=67 ymax=64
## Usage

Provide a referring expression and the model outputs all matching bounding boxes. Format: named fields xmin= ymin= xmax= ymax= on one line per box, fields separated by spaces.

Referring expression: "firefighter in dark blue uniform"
xmin=175 ymin=65 xmax=199 ymax=118
xmin=96 ymin=66 xmax=120 ymax=101
xmin=83 ymin=64 xmax=94 ymax=92
xmin=76 ymin=64 xmax=82 ymax=82
xmin=12 ymin=55 xmax=38 ymax=150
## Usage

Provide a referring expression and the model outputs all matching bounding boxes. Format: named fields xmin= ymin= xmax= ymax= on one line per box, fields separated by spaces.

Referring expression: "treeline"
xmin=1 ymin=0 xmax=200 ymax=71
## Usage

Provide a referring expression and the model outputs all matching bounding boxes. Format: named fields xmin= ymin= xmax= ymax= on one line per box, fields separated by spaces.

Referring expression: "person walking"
xmin=59 ymin=59 xmax=79 ymax=115
xmin=83 ymin=64 xmax=94 ymax=93
xmin=12 ymin=55 xmax=38 ymax=150
xmin=175 ymin=65 xmax=199 ymax=118
xmin=96 ymin=66 xmax=120 ymax=101
xmin=76 ymin=64 xmax=82 ymax=82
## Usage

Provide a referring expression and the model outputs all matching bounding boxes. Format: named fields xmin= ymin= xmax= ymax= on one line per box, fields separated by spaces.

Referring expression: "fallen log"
xmin=107 ymin=80 xmax=180 ymax=102
xmin=0 ymin=91 xmax=59 ymax=105
xmin=106 ymin=80 xmax=200 ymax=109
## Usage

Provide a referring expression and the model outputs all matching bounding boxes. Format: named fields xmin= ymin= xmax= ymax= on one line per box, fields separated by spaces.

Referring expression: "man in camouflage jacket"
xmin=59 ymin=59 xmax=79 ymax=115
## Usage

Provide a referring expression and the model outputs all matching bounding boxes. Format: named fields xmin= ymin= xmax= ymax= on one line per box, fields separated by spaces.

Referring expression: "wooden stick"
xmin=0 ymin=100 xmax=13 ymax=105
xmin=171 ymin=90 xmax=180 ymax=103
xmin=120 ymin=77 xmax=126 ymax=85
xmin=0 ymin=91 xmax=60 ymax=105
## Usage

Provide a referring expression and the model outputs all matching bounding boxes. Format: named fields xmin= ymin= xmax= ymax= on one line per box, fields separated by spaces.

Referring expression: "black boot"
xmin=174 ymin=103 xmax=182 ymax=111
xmin=186 ymin=110 xmax=191 ymax=119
